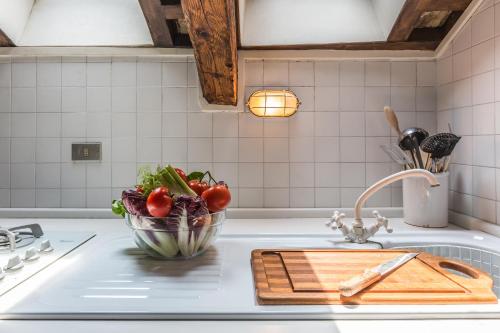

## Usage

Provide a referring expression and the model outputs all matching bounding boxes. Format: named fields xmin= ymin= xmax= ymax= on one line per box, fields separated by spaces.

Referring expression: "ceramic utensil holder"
xmin=403 ymin=172 xmax=449 ymax=228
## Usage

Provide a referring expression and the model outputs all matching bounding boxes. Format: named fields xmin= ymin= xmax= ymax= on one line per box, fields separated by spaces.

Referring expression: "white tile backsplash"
xmin=339 ymin=86 xmax=364 ymax=111
xmin=162 ymin=62 xmax=188 ymax=87
xmin=263 ymin=61 xmax=289 ymax=86
xmin=391 ymin=62 xmax=416 ymax=86
xmin=264 ymin=163 xmax=289 ymax=188
xmin=0 ymin=56 xmax=436 ymax=209
xmin=37 ymin=62 xmax=61 ymax=87
xmin=12 ymin=88 xmax=36 ymax=113
xmin=87 ymin=62 xmax=111 ymax=87
xmin=62 ymin=62 xmax=86 ymax=87
xmin=290 ymin=188 xmax=315 ymax=208
xmin=137 ymin=62 xmax=162 ymax=86
xmin=37 ymin=87 xmax=61 ymax=113
xmin=289 ymin=137 xmax=314 ymax=162
xmin=340 ymin=61 xmax=364 ymax=86
xmin=0 ymin=64 xmax=11 ymax=87
xmin=315 ymin=86 xmax=339 ymax=111
xmin=438 ymin=2 xmax=500 ymax=225
xmin=289 ymin=61 xmax=314 ymax=87
xmin=314 ymin=61 xmax=339 ymax=87
xmin=471 ymin=5 xmax=495 ymax=45
xmin=12 ymin=63 xmax=36 ymax=87
xmin=365 ymin=62 xmax=390 ymax=87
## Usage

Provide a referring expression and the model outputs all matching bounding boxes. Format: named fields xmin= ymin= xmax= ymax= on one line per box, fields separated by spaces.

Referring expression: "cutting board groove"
xmin=251 ymin=249 xmax=498 ymax=305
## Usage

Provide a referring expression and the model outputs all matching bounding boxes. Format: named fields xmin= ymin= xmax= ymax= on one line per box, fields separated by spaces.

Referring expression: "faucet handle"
xmin=372 ymin=210 xmax=393 ymax=233
xmin=327 ymin=211 xmax=345 ymax=229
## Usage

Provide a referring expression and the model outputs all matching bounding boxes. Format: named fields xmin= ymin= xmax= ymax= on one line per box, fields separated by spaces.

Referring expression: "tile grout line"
xmin=34 ymin=60 xmax=38 ymax=208
xmin=59 ymin=59 xmax=63 ymax=208
xmin=8 ymin=61 xmax=12 ymax=207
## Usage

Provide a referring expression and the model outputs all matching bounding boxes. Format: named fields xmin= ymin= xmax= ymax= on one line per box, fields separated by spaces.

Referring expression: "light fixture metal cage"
xmin=246 ymin=89 xmax=301 ymax=117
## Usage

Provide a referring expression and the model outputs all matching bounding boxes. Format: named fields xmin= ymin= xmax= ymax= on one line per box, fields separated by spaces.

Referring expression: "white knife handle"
xmin=339 ymin=270 xmax=382 ymax=297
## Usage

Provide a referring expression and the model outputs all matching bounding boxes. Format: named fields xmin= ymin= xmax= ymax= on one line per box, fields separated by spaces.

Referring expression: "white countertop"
xmin=1 ymin=211 xmax=500 ymax=332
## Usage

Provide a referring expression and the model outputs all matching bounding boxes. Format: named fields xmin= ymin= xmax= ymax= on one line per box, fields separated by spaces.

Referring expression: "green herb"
xmin=138 ymin=165 xmax=197 ymax=197
xmin=112 ymin=200 xmax=127 ymax=217
xmin=187 ymin=171 xmax=205 ymax=181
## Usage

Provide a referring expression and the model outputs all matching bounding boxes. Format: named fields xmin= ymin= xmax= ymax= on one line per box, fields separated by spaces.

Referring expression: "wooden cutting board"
xmin=251 ymin=249 xmax=497 ymax=305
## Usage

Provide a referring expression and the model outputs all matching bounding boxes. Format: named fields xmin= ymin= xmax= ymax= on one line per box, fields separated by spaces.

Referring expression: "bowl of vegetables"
xmin=112 ymin=165 xmax=231 ymax=259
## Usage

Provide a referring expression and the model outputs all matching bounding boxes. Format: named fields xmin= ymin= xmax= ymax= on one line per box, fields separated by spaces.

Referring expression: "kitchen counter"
xmin=1 ymin=210 xmax=500 ymax=332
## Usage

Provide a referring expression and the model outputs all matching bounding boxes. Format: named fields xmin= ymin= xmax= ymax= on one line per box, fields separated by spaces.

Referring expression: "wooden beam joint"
xmin=388 ymin=0 xmax=472 ymax=43
xmin=139 ymin=0 xmax=174 ymax=47
xmin=164 ymin=4 xmax=184 ymax=20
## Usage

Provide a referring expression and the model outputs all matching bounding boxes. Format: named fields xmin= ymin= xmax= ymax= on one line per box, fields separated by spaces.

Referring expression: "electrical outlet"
xmin=72 ymin=143 xmax=101 ymax=161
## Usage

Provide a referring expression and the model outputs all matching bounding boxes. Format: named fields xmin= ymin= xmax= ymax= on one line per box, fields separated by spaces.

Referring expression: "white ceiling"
xmin=0 ymin=0 xmax=34 ymax=44
xmin=0 ymin=0 xmax=405 ymax=47
xmin=239 ymin=0 xmax=405 ymax=46
xmin=0 ymin=0 xmax=153 ymax=46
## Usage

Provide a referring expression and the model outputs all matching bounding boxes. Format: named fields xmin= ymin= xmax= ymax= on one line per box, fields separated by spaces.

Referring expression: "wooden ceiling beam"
xmin=181 ymin=0 xmax=238 ymax=106
xmin=240 ymin=41 xmax=439 ymax=51
xmin=409 ymin=11 xmax=463 ymax=42
xmin=388 ymin=0 xmax=472 ymax=42
xmin=139 ymin=0 xmax=173 ymax=47
xmin=164 ymin=5 xmax=184 ymax=20
xmin=425 ymin=0 xmax=472 ymax=12
xmin=0 ymin=28 xmax=14 ymax=47
xmin=388 ymin=0 xmax=430 ymax=42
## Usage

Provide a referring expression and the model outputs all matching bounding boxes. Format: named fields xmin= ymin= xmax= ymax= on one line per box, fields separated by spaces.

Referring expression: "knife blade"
xmin=339 ymin=253 xmax=418 ymax=297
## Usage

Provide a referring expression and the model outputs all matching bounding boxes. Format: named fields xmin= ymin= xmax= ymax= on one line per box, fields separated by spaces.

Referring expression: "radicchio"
xmin=122 ymin=189 xmax=150 ymax=216
xmin=166 ymin=195 xmax=211 ymax=235
xmin=169 ymin=195 xmax=210 ymax=229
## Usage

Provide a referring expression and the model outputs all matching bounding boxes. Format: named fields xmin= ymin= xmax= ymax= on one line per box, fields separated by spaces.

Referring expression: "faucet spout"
xmin=327 ymin=169 xmax=439 ymax=243
xmin=354 ymin=169 xmax=439 ymax=225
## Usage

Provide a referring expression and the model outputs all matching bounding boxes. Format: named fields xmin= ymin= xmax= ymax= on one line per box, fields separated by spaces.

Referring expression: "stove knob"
xmin=24 ymin=247 xmax=40 ymax=261
xmin=5 ymin=255 xmax=24 ymax=271
xmin=0 ymin=267 xmax=5 ymax=280
xmin=39 ymin=240 xmax=53 ymax=253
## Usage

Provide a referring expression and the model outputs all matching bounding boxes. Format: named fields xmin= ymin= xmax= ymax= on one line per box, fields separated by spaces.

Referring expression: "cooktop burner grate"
xmin=0 ymin=224 xmax=44 ymax=251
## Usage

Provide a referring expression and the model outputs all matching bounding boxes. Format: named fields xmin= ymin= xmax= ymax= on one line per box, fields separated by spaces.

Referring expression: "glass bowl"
xmin=125 ymin=210 xmax=225 ymax=259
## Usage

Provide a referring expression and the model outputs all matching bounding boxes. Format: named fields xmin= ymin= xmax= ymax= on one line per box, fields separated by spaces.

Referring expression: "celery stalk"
xmin=166 ymin=165 xmax=197 ymax=197
xmin=159 ymin=168 xmax=183 ymax=194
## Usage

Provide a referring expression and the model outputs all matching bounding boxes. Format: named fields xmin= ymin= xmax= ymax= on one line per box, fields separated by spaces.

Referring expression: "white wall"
xmin=18 ymin=0 xmax=152 ymax=46
xmin=436 ymin=1 xmax=500 ymax=226
xmin=241 ymin=0 xmax=385 ymax=46
xmin=0 ymin=55 xmax=436 ymax=209
xmin=0 ymin=0 xmax=34 ymax=44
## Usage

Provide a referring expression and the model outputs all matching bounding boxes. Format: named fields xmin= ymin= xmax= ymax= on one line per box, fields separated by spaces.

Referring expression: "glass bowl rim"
xmin=125 ymin=210 xmax=226 ymax=232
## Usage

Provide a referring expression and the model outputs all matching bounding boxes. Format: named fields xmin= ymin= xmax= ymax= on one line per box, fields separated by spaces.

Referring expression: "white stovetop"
xmin=0 ymin=212 xmax=500 ymax=332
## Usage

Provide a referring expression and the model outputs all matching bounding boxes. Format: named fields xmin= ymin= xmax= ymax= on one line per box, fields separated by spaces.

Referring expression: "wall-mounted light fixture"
xmin=246 ymin=90 xmax=300 ymax=117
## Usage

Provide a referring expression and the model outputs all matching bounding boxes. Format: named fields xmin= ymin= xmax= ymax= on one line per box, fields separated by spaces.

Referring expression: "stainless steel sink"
xmin=392 ymin=245 xmax=500 ymax=296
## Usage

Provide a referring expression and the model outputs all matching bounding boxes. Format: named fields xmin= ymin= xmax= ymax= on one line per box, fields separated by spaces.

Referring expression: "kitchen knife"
xmin=339 ymin=253 xmax=418 ymax=297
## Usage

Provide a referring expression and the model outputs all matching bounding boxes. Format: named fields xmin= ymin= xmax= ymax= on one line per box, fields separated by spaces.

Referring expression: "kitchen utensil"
xmin=251 ymin=249 xmax=497 ymax=305
xmin=382 ymin=107 xmax=425 ymax=168
xmin=380 ymin=144 xmax=415 ymax=168
xmin=339 ymin=253 xmax=418 ymax=297
xmin=125 ymin=211 xmax=225 ymax=259
xmin=383 ymin=106 xmax=403 ymax=137
xmin=420 ymin=133 xmax=461 ymax=173
xmin=399 ymin=127 xmax=429 ymax=169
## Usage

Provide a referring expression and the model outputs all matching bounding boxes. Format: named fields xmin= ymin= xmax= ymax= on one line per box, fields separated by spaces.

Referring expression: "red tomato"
xmin=175 ymin=168 xmax=188 ymax=182
xmin=188 ymin=180 xmax=210 ymax=196
xmin=201 ymin=184 xmax=231 ymax=212
xmin=146 ymin=187 xmax=172 ymax=217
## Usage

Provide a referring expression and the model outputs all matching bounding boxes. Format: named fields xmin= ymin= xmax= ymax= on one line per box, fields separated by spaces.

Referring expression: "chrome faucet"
xmin=326 ymin=169 xmax=440 ymax=243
